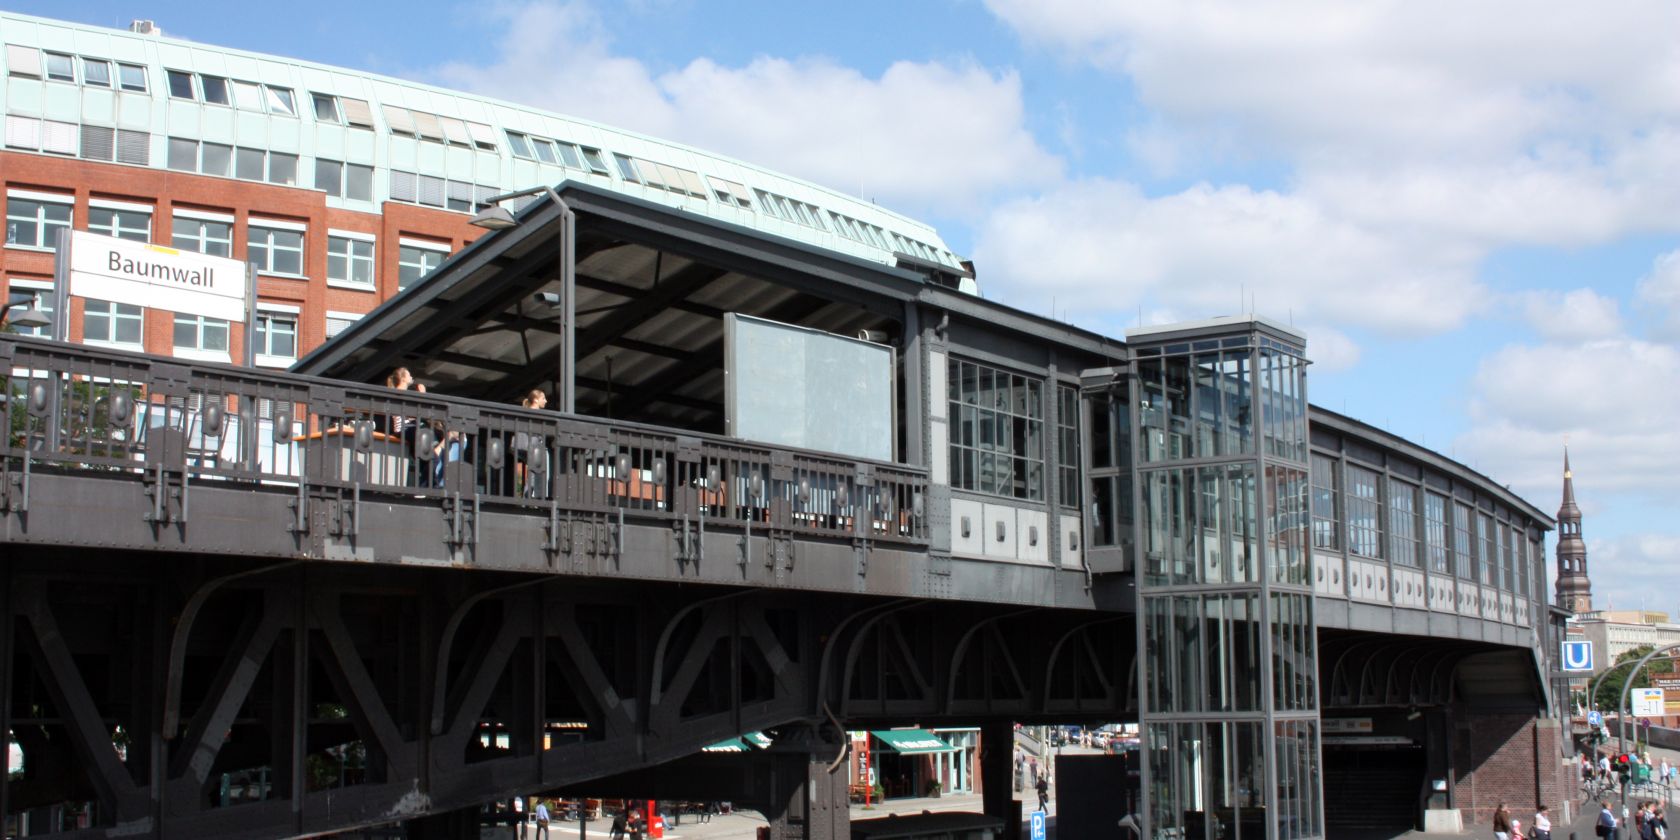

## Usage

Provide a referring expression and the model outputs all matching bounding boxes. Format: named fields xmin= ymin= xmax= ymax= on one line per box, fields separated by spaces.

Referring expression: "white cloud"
xmin=983 ymin=1 xmax=1680 ymax=164
xmin=1636 ymin=250 xmax=1680 ymax=340
xmin=971 ymin=178 xmax=1487 ymax=338
xmin=432 ymin=0 xmax=1061 ymax=212
xmin=1517 ymin=288 xmax=1623 ymax=343
xmin=1457 ymin=338 xmax=1680 ymax=500
xmin=1591 ymin=534 xmax=1680 ymax=614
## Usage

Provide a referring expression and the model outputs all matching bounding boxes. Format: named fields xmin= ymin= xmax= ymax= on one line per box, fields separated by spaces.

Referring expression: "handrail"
xmin=0 ymin=335 xmax=930 ymax=546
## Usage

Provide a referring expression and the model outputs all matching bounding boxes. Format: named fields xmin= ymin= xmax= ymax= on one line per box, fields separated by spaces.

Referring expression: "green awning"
xmin=870 ymin=729 xmax=956 ymax=754
xmin=744 ymin=731 xmax=772 ymax=749
xmin=703 ymin=737 xmax=749 ymax=752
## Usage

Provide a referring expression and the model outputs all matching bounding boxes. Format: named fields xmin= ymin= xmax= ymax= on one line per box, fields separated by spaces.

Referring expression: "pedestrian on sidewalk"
xmin=1601 ymin=801 xmax=1620 ymax=840
xmin=1494 ymin=803 xmax=1513 ymax=840
xmin=1533 ymin=805 xmax=1552 ymax=840
xmin=1036 ymin=774 xmax=1050 ymax=813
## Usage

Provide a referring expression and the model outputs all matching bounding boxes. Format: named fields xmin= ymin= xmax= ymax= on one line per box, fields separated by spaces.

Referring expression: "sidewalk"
xmin=478 ymin=791 xmax=1045 ymax=840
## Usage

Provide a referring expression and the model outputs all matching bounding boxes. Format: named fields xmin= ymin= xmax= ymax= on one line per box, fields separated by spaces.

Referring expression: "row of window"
xmin=166 ymin=69 xmax=299 ymax=117
xmin=7 ymin=281 xmax=296 ymax=362
xmin=1311 ymin=453 xmax=1541 ymax=598
xmin=5 ymin=115 xmax=150 ymax=166
xmin=7 ymin=45 xmax=146 ymax=91
xmin=388 ymin=170 xmax=498 ymax=214
xmin=614 ymin=153 xmax=708 ymax=198
xmin=505 ymin=130 xmax=608 ymax=172
xmin=383 ymin=105 xmax=497 ymax=150
xmin=4 ymin=194 xmax=450 ymax=290
xmin=2 ymin=46 xmax=962 ymax=263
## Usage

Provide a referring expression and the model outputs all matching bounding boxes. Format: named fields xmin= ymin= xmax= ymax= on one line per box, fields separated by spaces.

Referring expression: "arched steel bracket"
xmin=813 ymin=599 xmax=913 ymax=716
xmin=943 ymin=607 xmax=1039 ymax=710
xmin=1042 ymin=616 xmax=1129 ymax=711
xmin=838 ymin=602 xmax=932 ymax=713
xmin=648 ymin=589 xmax=755 ymax=707
xmin=162 ymin=561 xmax=302 ymax=738
xmin=429 ymin=576 xmax=550 ymax=735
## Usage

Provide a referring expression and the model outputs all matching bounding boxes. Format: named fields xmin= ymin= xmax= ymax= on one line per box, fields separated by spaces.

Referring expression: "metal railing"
xmin=0 ymin=335 xmax=929 ymax=546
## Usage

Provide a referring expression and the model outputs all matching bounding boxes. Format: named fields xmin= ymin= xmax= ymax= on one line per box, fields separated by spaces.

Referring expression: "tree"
xmin=1594 ymin=645 xmax=1677 ymax=712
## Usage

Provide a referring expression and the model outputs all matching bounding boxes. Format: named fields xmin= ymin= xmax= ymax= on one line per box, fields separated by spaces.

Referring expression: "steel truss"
xmin=0 ymin=551 xmax=1135 ymax=839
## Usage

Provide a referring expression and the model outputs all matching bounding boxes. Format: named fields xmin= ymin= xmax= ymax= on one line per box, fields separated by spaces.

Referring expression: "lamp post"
xmin=469 ymin=186 xmax=576 ymax=413
xmin=0 ymin=291 xmax=52 ymax=333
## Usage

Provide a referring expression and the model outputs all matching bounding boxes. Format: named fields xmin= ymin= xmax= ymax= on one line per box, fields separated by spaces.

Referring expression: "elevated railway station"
xmin=0 ymin=11 xmax=1572 ymax=840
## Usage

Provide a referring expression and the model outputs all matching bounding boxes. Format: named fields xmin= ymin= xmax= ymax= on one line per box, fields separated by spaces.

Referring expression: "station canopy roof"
xmin=292 ymin=182 xmax=937 ymax=433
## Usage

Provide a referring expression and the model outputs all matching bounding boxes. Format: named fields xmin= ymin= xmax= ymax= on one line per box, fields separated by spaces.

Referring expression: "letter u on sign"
xmin=1561 ymin=640 xmax=1593 ymax=672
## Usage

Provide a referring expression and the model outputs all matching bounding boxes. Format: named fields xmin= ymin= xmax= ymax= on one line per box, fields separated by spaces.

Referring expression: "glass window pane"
xmin=235 ymin=147 xmax=265 ymax=180
xmin=312 ymin=93 xmax=339 ymax=122
xmin=117 ymin=63 xmax=147 ymax=91
xmin=201 ymin=142 xmax=232 ymax=177
xmin=200 ymin=75 xmax=229 ymax=105
xmin=166 ymin=69 xmax=194 ymax=99
xmin=82 ymin=58 xmax=110 ymax=87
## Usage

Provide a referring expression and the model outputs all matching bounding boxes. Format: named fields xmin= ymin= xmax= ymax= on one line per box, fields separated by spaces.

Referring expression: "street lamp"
xmin=469 ymin=185 xmax=576 ymax=413
xmin=0 ymin=291 xmax=51 ymax=332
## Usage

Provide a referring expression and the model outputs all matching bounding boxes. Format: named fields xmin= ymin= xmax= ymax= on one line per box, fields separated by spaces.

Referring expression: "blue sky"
xmin=23 ymin=0 xmax=1680 ymax=612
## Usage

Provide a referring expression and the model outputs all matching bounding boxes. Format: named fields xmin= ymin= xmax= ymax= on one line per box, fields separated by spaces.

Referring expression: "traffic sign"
xmin=1633 ymin=688 xmax=1664 ymax=717
xmin=1562 ymin=640 xmax=1594 ymax=672
xmin=1031 ymin=811 xmax=1047 ymax=840
xmin=1588 ymin=711 xmax=1603 ymax=726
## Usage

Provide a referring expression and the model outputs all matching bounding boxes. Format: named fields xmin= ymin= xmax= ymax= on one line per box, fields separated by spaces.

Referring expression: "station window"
xmin=83 ymin=300 xmax=143 ymax=347
xmin=1423 ymin=492 xmax=1449 ymax=573
xmin=5 ymin=195 xmax=72 ymax=250
xmin=948 ymin=357 xmax=1044 ymax=501
xmin=87 ymin=206 xmax=152 ymax=242
xmin=247 ymin=224 xmax=305 ymax=276
xmin=1387 ymin=479 xmax=1418 ymax=567
xmin=1057 ymin=384 xmax=1080 ymax=509
xmin=1477 ymin=512 xmax=1495 ymax=585
xmin=1344 ymin=464 xmax=1381 ymax=559
xmin=1309 ymin=454 xmax=1339 ymax=551
xmin=1452 ymin=502 xmax=1474 ymax=579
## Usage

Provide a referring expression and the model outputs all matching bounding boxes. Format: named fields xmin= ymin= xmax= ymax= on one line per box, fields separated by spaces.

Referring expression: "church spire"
xmin=1555 ymin=447 xmax=1592 ymax=613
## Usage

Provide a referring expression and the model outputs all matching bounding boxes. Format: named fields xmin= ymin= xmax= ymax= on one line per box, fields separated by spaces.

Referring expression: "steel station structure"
xmin=0 ymin=12 xmax=1573 ymax=840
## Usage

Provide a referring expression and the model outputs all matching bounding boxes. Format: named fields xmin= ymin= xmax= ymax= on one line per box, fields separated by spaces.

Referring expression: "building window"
xmin=1310 ymin=453 xmax=1339 ymax=551
xmin=506 ymin=131 xmax=534 ymax=159
xmin=5 ymin=281 xmax=53 ymax=337
xmin=6 ymin=195 xmax=72 ymax=250
xmin=166 ymin=69 xmax=194 ymax=99
xmin=202 ymin=142 xmax=232 ymax=177
xmin=264 ymin=86 xmax=297 ymax=116
xmin=200 ymin=74 xmax=230 ymax=106
xmin=1498 ymin=521 xmax=1514 ymax=591
xmin=172 ymin=314 xmax=230 ymax=357
xmin=327 ymin=235 xmax=375 ymax=288
xmin=948 ymin=358 xmax=1045 ymax=501
xmin=83 ymin=299 xmax=143 ymax=346
xmin=1345 ymin=464 xmax=1381 ymax=559
xmin=236 ymin=147 xmax=265 ymax=181
xmin=1387 ymin=479 xmax=1418 ymax=568
xmin=398 ymin=243 xmax=447 ymax=290
xmin=267 ymin=152 xmax=298 ymax=186
xmin=248 ymin=224 xmax=305 ymax=276
xmin=6 ymin=45 xmax=41 ymax=77
xmin=1057 ymin=384 xmax=1080 ymax=509
xmin=172 ymin=216 xmax=233 ymax=257
xmin=254 ymin=312 xmax=297 ymax=362
xmin=116 ymin=63 xmax=146 ymax=92
xmin=1423 ymin=492 xmax=1449 ymax=574
xmin=315 ymin=158 xmax=373 ymax=201
xmin=1452 ymin=502 xmax=1474 ymax=579
xmin=324 ymin=312 xmax=358 ymax=339
xmin=87 ymin=206 xmax=151 ymax=242
xmin=81 ymin=57 xmax=110 ymax=87
xmin=45 ymin=52 xmax=74 ymax=82
xmin=311 ymin=92 xmax=340 ymax=122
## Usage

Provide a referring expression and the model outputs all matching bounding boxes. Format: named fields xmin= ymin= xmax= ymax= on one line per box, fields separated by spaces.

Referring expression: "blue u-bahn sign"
xmin=1562 ymin=640 xmax=1594 ymax=672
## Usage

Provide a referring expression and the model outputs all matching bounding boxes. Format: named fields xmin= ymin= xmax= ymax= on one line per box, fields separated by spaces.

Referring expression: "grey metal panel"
xmin=723 ymin=313 xmax=893 ymax=462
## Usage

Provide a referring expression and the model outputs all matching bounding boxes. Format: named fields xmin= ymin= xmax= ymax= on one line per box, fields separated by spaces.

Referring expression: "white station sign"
xmin=69 ymin=230 xmax=246 ymax=321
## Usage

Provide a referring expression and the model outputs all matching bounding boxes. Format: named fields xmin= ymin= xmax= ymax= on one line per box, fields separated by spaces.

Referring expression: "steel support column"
xmin=981 ymin=720 xmax=1021 ymax=840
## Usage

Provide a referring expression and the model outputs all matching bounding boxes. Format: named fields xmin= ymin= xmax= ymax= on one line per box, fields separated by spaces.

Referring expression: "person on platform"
xmin=626 ymin=806 xmax=645 ymax=840
xmin=533 ymin=800 xmax=550 ymax=840
xmin=1494 ymin=803 xmax=1513 ymax=840
xmin=1652 ymin=807 xmax=1668 ymax=840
